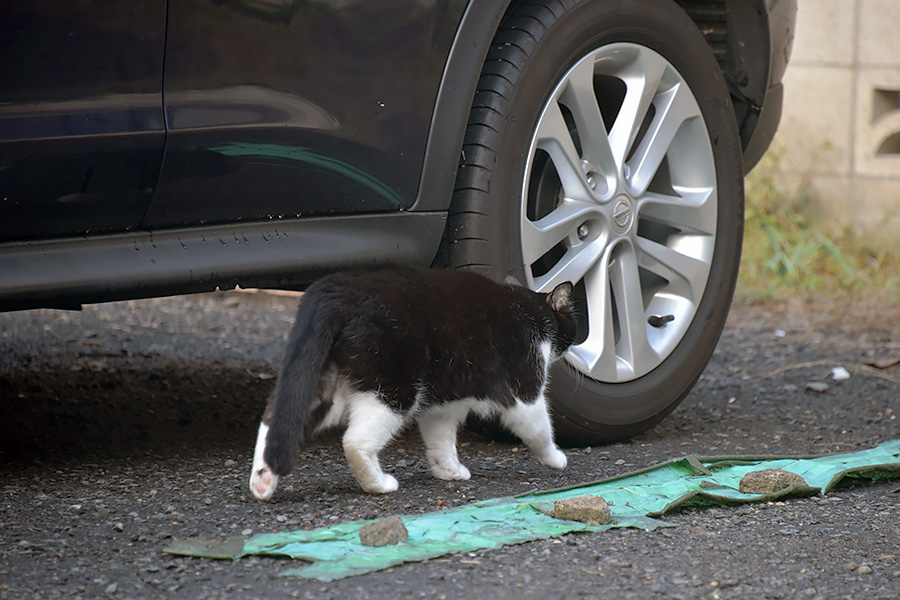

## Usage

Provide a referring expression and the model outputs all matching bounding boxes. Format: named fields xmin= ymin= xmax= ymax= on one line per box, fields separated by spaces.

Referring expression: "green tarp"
xmin=165 ymin=439 xmax=900 ymax=581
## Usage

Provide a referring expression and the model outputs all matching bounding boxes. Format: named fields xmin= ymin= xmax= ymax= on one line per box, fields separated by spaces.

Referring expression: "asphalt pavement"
xmin=1 ymin=290 xmax=898 ymax=599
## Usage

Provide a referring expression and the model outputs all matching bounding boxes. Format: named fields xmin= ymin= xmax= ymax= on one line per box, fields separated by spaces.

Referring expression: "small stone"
xmin=112 ymin=522 xmax=124 ymax=532
xmin=806 ymin=381 xmax=830 ymax=393
xmin=359 ymin=517 xmax=408 ymax=547
xmin=224 ymin=459 xmax=237 ymax=467
xmin=105 ymin=582 xmax=117 ymax=595
xmin=858 ymin=564 xmax=873 ymax=575
xmin=831 ymin=366 xmax=851 ymax=382
xmin=614 ymin=459 xmax=626 ymax=466
xmin=547 ymin=495 xmax=613 ymax=526
xmin=739 ymin=469 xmax=808 ymax=494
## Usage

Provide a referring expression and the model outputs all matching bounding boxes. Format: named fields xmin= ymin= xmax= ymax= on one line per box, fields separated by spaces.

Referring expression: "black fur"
xmin=262 ymin=266 xmax=576 ymax=476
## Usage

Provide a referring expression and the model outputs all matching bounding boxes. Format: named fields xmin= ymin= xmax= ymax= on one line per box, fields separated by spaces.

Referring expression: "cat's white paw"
xmin=360 ymin=473 xmax=399 ymax=494
xmin=430 ymin=458 xmax=471 ymax=481
xmin=538 ymin=447 xmax=568 ymax=470
xmin=250 ymin=465 xmax=279 ymax=501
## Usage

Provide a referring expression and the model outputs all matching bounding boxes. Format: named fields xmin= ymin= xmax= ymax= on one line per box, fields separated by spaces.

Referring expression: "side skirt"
xmin=0 ymin=211 xmax=446 ymax=311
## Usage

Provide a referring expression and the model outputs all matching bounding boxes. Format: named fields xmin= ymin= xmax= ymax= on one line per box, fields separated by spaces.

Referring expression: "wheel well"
xmin=674 ymin=0 xmax=772 ymax=151
xmin=412 ymin=0 xmax=770 ymax=216
xmin=496 ymin=0 xmax=772 ymax=150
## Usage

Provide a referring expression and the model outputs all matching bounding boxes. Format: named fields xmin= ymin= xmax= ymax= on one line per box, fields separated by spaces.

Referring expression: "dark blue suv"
xmin=0 ymin=0 xmax=797 ymax=444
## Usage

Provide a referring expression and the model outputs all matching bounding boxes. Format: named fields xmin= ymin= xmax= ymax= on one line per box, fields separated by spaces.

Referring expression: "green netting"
xmin=165 ymin=439 xmax=900 ymax=581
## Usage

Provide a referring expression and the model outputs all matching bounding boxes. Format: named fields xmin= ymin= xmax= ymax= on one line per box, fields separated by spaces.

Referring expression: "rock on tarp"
xmin=165 ymin=439 xmax=900 ymax=582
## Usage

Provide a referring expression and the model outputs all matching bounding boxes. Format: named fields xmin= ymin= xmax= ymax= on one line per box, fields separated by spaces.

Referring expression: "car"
xmin=0 ymin=0 xmax=797 ymax=445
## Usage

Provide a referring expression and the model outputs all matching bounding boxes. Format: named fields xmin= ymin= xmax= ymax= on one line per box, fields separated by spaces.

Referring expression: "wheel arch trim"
xmin=409 ymin=0 xmax=513 ymax=212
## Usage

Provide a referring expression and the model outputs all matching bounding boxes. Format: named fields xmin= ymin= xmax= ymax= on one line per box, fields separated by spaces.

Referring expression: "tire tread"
xmin=448 ymin=0 xmax=561 ymax=270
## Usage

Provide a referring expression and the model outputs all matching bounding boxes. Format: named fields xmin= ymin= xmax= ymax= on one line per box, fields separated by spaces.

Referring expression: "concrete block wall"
xmin=767 ymin=0 xmax=900 ymax=241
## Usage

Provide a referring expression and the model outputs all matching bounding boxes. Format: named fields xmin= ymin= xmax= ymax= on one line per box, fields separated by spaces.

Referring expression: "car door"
xmin=142 ymin=0 xmax=466 ymax=230
xmin=0 ymin=1 xmax=167 ymax=242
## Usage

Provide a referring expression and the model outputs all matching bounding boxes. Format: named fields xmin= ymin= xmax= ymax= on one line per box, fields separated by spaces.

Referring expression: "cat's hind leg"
xmin=417 ymin=403 xmax=472 ymax=481
xmin=249 ymin=422 xmax=280 ymax=501
xmin=500 ymin=396 xmax=567 ymax=470
xmin=342 ymin=392 xmax=405 ymax=494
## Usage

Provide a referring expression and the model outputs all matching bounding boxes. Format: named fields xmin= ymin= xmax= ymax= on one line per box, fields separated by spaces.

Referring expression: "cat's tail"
xmin=263 ymin=288 xmax=342 ymax=476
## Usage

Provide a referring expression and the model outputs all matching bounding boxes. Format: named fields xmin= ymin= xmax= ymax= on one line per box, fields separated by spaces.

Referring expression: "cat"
xmin=249 ymin=265 xmax=576 ymax=499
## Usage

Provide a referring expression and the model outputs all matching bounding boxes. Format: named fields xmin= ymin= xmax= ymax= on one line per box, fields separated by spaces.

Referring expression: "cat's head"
xmin=545 ymin=282 xmax=577 ymax=357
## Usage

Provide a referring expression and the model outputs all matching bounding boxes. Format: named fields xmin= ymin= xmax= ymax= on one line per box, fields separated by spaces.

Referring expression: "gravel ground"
xmin=1 ymin=290 xmax=898 ymax=599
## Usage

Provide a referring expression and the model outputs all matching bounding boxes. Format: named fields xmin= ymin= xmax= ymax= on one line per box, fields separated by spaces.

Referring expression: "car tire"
xmin=447 ymin=0 xmax=744 ymax=445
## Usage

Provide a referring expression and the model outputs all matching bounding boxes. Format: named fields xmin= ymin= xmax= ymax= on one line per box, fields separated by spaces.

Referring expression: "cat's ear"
xmin=547 ymin=282 xmax=574 ymax=312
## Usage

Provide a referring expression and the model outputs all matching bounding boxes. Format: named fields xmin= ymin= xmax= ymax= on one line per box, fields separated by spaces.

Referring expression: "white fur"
xmin=501 ymin=394 xmax=567 ymax=470
xmin=341 ymin=392 xmax=405 ymax=494
xmin=417 ymin=403 xmax=473 ymax=480
xmin=498 ymin=340 xmax=566 ymax=469
xmin=249 ymin=423 xmax=279 ymax=500
xmin=538 ymin=340 xmax=553 ymax=373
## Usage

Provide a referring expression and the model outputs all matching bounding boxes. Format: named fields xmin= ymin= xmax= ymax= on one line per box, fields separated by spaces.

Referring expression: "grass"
xmin=736 ymin=149 xmax=900 ymax=301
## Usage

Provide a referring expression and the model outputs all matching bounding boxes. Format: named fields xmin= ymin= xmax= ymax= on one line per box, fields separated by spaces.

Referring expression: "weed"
xmin=737 ymin=147 xmax=900 ymax=300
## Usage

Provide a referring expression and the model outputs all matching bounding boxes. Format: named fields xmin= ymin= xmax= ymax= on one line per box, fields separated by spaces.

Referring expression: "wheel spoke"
xmin=534 ymin=101 xmax=593 ymax=202
xmin=558 ymin=57 xmax=616 ymax=180
xmin=609 ymin=243 xmax=659 ymax=375
xmin=626 ymin=82 xmax=701 ymax=196
xmin=635 ymin=236 xmax=709 ymax=302
xmin=639 ymin=188 xmax=716 ymax=235
xmin=566 ymin=253 xmax=618 ymax=380
xmin=532 ymin=237 xmax=605 ymax=294
xmin=521 ymin=199 xmax=599 ymax=264
xmin=607 ymin=46 xmax=668 ymax=167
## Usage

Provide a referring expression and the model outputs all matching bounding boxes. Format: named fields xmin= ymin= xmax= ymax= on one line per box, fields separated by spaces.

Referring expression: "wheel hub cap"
xmin=611 ymin=196 xmax=634 ymax=234
xmin=520 ymin=42 xmax=718 ymax=383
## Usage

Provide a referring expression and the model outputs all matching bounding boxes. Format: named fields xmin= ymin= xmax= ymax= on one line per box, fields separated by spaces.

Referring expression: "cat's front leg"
xmin=501 ymin=397 xmax=567 ymax=470
xmin=534 ymin=444 xmax=568 ymax=470
xmin=426 ymin=450 xmax=471 ymax=481
xmin=249 ymin=422 xmax=280 ymax=501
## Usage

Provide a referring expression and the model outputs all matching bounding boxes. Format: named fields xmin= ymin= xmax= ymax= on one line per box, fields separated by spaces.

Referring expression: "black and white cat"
xmin=249 ymin=266 xmax=576 ymax=499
